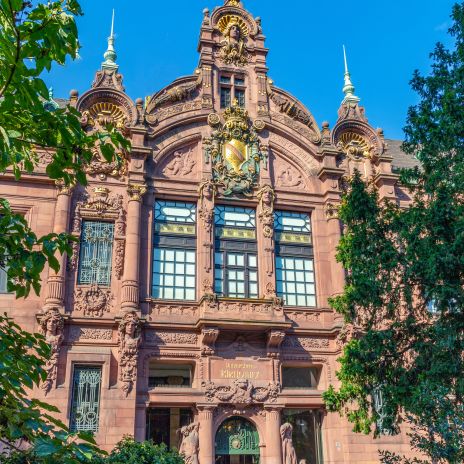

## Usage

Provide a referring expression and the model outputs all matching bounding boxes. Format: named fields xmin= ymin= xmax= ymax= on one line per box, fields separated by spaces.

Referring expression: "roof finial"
xmin=102 ymin=9 xmax=118 ymax=71
xmin=342 ymin=45 xmax=360 ymax=104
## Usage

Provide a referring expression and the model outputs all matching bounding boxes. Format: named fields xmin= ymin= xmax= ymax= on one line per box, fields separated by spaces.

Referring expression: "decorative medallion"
xmin=337 ymin=132 xmax=373 ymax=160
xmin=204 ymin=101 xmax=265 ymax=196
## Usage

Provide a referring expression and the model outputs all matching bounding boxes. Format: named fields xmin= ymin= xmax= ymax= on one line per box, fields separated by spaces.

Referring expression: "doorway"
xmin=215 ymin=417 xmax=260 ymax=464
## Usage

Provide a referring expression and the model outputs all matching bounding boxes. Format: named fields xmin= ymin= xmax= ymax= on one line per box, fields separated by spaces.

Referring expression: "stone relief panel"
xmin=148 ymin=303 xmax=199 ymax=321
xmin=73 ymin=284 xmax=113 ymax=318
xmin=282 ymin=336 xmax=330 ymax=351
xmin=68 ymin=326 xmax=113 ymax=342
xmin=145 ymin=330 xmax=198 ymax=345
xmin=155 ymin=143 xmax=200 ymax=180
xmin=285 ymin=310 xmax=321 ymax=324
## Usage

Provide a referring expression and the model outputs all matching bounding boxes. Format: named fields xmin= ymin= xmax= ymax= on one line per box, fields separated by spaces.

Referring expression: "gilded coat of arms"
xmin=204 ymin=100 xmax=265 ymax=196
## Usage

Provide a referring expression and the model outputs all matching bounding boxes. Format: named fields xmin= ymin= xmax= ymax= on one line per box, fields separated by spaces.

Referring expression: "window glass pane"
xmin=78 ymin=221 xmax=114 ymax=286
xmin=0 ymin=267 xmax=8 ymax=293
xmin=235 ymin=89 xmax=245 ymax=107
xmin=248 ymin=255 xmax=257 ymax=268
xmin=235 ymin=77 xmax=245 ymax=86
xmin=282 ymin=409 xmax=323 ymax=464
xmin=215 ymin=206 xmax=256 ymax=228
xmin=155 ymin=201 xmax=196 ymax=224
xmin=220 ymin=87 xmax=231 ymax=108
xmin=275 ymin=211 xmax=311 ymax=233
xmin=276 ymin=256 xmax=316 ymax=307
xmin=70 ymin=366 xmax=102 ymax=432
xmin=220 ymin=76 xmax=231 ymax=84
xmin=152 ymin=248 xmax=196 ymax=301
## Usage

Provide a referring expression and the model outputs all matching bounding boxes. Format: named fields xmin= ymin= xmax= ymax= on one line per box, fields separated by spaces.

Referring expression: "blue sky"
xmin=45 ymin=0 xmax=456 ymax=140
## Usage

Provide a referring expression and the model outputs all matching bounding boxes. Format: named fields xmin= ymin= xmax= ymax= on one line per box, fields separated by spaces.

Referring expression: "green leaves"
xmin=325 ymin=3 xmax=464 ymax=462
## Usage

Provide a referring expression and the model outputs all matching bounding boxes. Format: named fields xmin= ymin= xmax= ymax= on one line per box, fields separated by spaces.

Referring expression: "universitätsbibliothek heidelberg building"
xmin=2 ymin=1 xmax=421 ymax=463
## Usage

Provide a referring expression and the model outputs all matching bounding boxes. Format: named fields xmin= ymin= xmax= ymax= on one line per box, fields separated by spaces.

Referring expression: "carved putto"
xmin=118 ymin=311 xmax=142 ymax=396
xmin=217 ymin=15 xmax=249 ymax=66
xmin=204 ymin=101 xmax=265 ymax=196
xmin=276 ymin=165 xmax=304 ymax=189
xmin=74 ymin=284 xmax=113 ymax=317
xmin=257 ymin=184 xmax=275 ymax=238
xmin=178 ymin=422 xmax=200 ymax=464
xmin=162 ymin=147 xmax=196 ymax=178
xmin=38 ymin=307 xmax=64 ymax=394
xmin=202 ymin=379 xmax=280 ymax=405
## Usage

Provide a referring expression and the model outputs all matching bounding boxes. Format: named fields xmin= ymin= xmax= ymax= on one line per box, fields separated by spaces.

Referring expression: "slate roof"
xmin=386 ymin=139 xmax=420 ymax=171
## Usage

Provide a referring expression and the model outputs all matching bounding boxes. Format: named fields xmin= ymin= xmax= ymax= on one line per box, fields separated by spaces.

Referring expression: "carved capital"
xmin=127 ymin=183 xmax=147 ymax=202
xmin=324 ymin=202 xmax=340 ymax=221
xmin=55 ymin=180 xmax=74 ymax=196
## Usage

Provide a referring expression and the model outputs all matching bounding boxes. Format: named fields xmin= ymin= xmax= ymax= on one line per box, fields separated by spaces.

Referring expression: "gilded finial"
xmin=342 ymin=45 xmax=360 ymax=104
xmin=102 ymin=9 xmax=118 ymax=71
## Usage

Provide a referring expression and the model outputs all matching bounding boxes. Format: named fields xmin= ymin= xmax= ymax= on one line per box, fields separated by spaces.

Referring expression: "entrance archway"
xmin=215 ymin=416 xmax=260 ymax=464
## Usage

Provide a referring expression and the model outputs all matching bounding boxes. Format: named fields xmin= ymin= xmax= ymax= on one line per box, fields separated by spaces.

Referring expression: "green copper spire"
xmin=102 ymin=9 xmax=118 ymax=71
xmin=342 ymin=45 xmax=360 ymax=104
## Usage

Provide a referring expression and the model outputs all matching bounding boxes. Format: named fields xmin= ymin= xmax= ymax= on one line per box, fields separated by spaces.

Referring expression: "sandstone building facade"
xmin=1 ymin=1 xmax=418 ymax=462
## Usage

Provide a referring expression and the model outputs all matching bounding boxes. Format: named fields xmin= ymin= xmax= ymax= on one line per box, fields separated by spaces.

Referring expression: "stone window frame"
xmin=218 ymin=72 xmax=246 ymax=108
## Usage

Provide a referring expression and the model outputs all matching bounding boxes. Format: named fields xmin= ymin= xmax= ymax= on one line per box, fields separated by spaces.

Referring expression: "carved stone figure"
xmin=38 ymin=307 xmax=64 ymax=394
xmin=163 ymin=148 xmax=196 ymax=177
xmin=118 ymin=311 xmax=142 ymax=396
xmin=257 ymin=184 xmax=275 ymax=238
xmin=281 ymin=423 xmax=298 ymax=464
xmin=218 ymin=16 xmax=249 ymax=66
xmin=178 ymin=422 xmax=200 ymax=464
xmin=198 ymin=179 xmax=217 ymax=234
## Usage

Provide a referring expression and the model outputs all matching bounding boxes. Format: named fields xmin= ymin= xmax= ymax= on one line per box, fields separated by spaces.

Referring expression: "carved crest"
xmin=74 ymin=284 xmax=113 ymax=317
xmin=204 ymin=101 xmax=265 ymax=196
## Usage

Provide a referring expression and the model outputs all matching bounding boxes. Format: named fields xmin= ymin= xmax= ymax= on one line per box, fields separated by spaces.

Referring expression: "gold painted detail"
xmin=217 ymin=15 xmax=249 ymax=66
xmin=217 ymin=15 xmax=249 ymax=37
xmin=216 ymin=227 xmax=255 ymax=240
xmin=156 ymin=223 xmax=196 ymax=235
xmin=337 ymin=132 xmax=373 ymax=159
xmin=275 ymin=232 xmax=311 ymax=245
xmin=84 ymin=102 xmax=127 ymax=130
xmin=127 ymin=183 xmax=147 ymax=202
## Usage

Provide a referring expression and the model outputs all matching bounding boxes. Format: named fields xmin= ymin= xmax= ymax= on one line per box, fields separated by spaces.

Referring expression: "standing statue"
xmin=38 ymin=307 xmax=64 ymax=394
xmin=198 ymin=179 xmax=217 ymax=235
xmin=280 ymin=423 xmax=298 ymax=464
xmin=178 ymin=422 xmax=200 ymax=464
xmin=118 ymin=311 xmax=142 ymax=396
xmin=257 ymin=184 xmax=275 ymax=238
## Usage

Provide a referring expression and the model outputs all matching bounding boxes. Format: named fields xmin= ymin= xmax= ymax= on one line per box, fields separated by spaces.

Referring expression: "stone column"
xmin=121 ymin=183 xmax=146 ymax=310
xmin=198 ymin=405 xmax=215 ymax=464
xmin=265 ymin=406 xmax=283 ymax=464
xmin=325 ymin=205 xmax=345 ymax=298
xmin=45 ymin=182 xmax=73 ymax=308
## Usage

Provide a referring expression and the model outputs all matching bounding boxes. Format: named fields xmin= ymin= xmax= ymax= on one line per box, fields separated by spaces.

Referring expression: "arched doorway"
xmin=215 ymin=416 xmax=260 ymax=464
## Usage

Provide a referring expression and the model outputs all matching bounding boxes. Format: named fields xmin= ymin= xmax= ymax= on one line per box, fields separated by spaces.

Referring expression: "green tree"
xmin=323 ymin=3 xmax=464 ymax=463
xmin=0 ymin=0 xmax=127 ymax=461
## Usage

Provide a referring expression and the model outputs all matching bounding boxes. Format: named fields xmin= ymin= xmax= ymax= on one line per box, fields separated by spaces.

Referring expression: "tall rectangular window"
xmin=275 ymin=211 xmax=316 ymax=307
xmin=235 ymin=88 xmax=245 ymax=107
xmin=0 ymin=267 xmax=7 ymax=293
xmin=78 ymin=221 xmax=114 ymax=286
xmin=220 ymin=87 xmax=231 ymax=108
xmin=152 ymin=201 xmax=196 ymax=301
xmin=69 ymin=365 xmax=102 ymax=433
xmin=214 ymin=206 xmax=258 ymax=298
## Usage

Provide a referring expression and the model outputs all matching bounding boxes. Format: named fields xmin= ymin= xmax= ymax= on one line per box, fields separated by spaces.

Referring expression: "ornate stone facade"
xmin=0 ymin=0 xmax=419 ymax=462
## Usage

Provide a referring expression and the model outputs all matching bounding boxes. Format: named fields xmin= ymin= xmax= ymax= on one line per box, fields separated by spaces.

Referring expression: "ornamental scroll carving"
xmin=118 ymin=311 xmax=142 ymax=396
xmin=149 ymin=303 xmax=199 ymax=320
xmin=74 ymin=284 xmax=113 ymax=317
xmin=38 ymin=307 xmax=64 ymax=395
xmin=283 ymin=336 xmax=330 ymax=350
xmin=69 ymin=187 xmax=126 ymax=277
xmin=257 ymin=185 xmax=275 ymax=238
xmin=202 ymin=379 xmax=281 ymax=405
xmin=267 ymin=80 xmax=321 ymax=144
xmin=69 ymin=326 xmax=113 ymax=342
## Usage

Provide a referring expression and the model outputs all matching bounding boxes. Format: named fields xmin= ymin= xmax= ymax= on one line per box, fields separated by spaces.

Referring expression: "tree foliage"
xmin=0 ymin=0 xmax=127 ymax=461
xmin=323 ymin=3 xmax=464 ymax=463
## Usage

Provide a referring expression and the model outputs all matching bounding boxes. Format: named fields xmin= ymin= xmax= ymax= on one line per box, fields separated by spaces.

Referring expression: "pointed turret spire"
xmin=342 ymin=45 xmax=360 ymax=104
xmin=102 ymin=9 xmax=118 ymax=71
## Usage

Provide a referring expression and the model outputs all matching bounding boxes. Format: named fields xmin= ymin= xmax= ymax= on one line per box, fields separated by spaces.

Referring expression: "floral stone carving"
xmin=118 ymin=311 xmax=142 ymax=396
xmin=204 ymin=101 xmax=266 ymax=196
xmin=74 ymin=284 xmax=113 ymax=317
xmin=202 ymin=379 xmax=280 ymax=405
xmin=38 ymin=307 xmax=64 ymax=394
